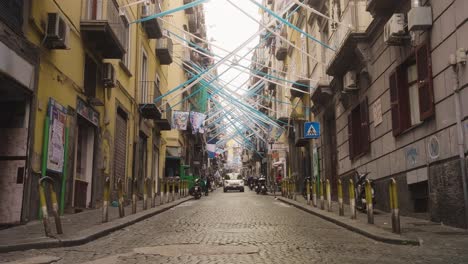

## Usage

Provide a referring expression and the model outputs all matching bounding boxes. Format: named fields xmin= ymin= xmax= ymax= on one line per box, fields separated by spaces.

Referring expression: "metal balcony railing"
xmin=140 ymin=81 xmax=162 ymax=108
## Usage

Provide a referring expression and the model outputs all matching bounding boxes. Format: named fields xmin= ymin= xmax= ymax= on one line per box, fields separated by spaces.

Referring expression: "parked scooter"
xmin=354 ymin=172 xmax=375 ymax=211
xmin=192 ymin=179 xmax=202 ymax=200
xmin=256 ymin=177 xmax=267 ymax=195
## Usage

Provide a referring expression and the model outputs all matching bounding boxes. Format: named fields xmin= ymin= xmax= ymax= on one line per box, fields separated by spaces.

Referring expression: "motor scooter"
xmin=257 ymin=177 xmax=267 ymax=195
xmin=192 ymin=179 xmax=202 ymax=200
xmin=354 ymin=172 xmax=375 ymax=211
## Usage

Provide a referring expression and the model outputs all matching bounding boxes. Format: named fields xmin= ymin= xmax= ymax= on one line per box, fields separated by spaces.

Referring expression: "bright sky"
xmin=204 ymin=0 xmax=261 ymax=93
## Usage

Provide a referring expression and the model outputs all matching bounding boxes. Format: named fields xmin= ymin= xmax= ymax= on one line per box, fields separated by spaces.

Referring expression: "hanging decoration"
xmin=207 ymin=144 xmax=216 ymax=159
xmin=172 ymin=111 xmax=189 ymax=130
xmin=190 ymin=111 xmax=207 ymax=134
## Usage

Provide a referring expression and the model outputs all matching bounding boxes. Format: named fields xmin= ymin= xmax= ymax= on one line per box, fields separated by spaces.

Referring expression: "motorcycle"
xmin=256 ymin=177 xmax=267 ymax=195
xmin=354 ymin=172 xmax=375 ymax=212
xmin=193 ymin=179 xmax=202 ymax=200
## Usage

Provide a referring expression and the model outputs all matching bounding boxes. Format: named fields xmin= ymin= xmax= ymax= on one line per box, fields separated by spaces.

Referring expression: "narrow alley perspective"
xmin=1 ymin=0 xmax=468 ymax=263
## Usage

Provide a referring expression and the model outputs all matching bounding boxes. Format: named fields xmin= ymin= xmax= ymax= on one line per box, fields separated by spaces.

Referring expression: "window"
xmin=348 ymin=98 xmax=370 ymax=160
xmin=121 ymin=11 xmax=131 ymax=68
xmin=389 ymin=43 xmax=434 ymax=136
xmin=140 ymin=51 xmax=148 ymax=103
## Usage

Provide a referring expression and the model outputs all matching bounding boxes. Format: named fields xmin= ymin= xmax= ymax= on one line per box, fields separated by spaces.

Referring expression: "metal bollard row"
xmin=326 ymin=179 xmax=332 ymax=212
xmin=338 ymin=179 xmax=344 ymax=216
xmin=389 ymin=178 xmax=400 ymax=234
xmin=365 ymin=179 xmax=374 ymax=224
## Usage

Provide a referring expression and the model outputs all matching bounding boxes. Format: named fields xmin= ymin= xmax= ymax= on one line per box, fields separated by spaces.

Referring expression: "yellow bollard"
xmin=312 ymin=180 xmax=317 ymax=207
xmin=171 ymin=180 xmax=175 ymax=202
xmin=326 ymin=179 xmax=332 ymax=212
xmin=293 ymin=179 xmax=297 ymax=201
xmin=389 ymin=178 xmax=400 ymax=234
xmin=143 ymin=178 xmax=148 ymax=210
xmin=151 ymin=179 xmax=156 ymax=208
xmin=132 ymin=178 xmax=137 ymax=214
xmin=177 ymin=180 xmax=181 ymax=200
xmin=320 ymin=179 xmax=325 ymax=210
xmin=38 ymin=180 xmax=51 ymax=237
xmin=338 ymin=179 xmax=344 ymax=216
xmin=166 ymin=179 xmax=170 ymax=203
xmin=349 ymin=179 xmax=356 ymax=220
xmin=160 ymin=179 xmax=165 ymax=204
xmin=306 ymin=179 xmax=311 ymax=205
xmin=118 ymin=179 xmax=125 ymax=218
xmin=102 ymin=177 xmax=110 ymax=223
xmin=48 ymin=183 xmax=63 ymax=234
xmin=365 ymin=179 xmax=374 ymax=224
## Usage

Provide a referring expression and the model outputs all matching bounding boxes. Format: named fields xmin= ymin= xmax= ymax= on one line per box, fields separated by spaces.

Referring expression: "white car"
xmin=223 ymin=173 xmax=245 ymax=192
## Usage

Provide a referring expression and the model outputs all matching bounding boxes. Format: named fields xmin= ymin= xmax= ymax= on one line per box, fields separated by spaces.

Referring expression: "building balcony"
xmin=275 ymin=44 xmax=287 ymax=61
xmin=183 ymin=0 xmax=194 ymax=14
xmin=294 ymin=120 xmax=308 ymax=147
xmin=290 ymin=80 xmax=309 ymax=98
xmin=310 ymin=78 xmax=333 ymax=114
xmin=366 ymin=0 xmax=398 ymax=17
xmin=0 ymin=0 xmax=23 ymax=32
xmin=188 ymin=13 xmax=198 ymax=33
xmin=140 ymin=2 xmax=163 ymax=39
xmin=156 ymin=37 xmax=173 ymax=65
xmin=81 ymin=0 xmax=125 ymax=59
xmin=139 ymin=81 xmax=163 ymax=120
xmin=155 ymin=102 xmax=172 ymax=131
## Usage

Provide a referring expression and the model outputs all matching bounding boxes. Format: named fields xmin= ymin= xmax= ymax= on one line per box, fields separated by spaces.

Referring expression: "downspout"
xmin=449 ymin=51 xmax=468 ymax=228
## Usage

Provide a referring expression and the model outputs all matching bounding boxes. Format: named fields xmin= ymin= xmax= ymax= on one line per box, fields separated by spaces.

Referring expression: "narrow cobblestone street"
xmin=2 ymin=190 xmax=468 ymax=264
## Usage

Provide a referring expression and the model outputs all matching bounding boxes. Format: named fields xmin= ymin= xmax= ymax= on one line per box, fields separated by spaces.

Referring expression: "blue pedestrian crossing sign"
xmin=304 ymin=122 xmax=320 ymax=139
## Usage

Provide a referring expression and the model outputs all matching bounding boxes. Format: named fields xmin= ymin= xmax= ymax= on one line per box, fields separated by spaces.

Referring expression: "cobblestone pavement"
xmin=2 ymin=190 xmax=468 ymax=264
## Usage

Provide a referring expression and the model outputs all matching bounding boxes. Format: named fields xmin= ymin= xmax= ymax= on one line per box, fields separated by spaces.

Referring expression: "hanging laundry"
xmin=172 ymin=111 xmax=190 ymax=130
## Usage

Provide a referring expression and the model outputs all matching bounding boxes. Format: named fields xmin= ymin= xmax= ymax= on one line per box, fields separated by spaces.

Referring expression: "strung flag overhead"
xmin=190 ymin=111 xmax=207 ymax=134
xmin=172 ymin=111 xmax=189 ymax=131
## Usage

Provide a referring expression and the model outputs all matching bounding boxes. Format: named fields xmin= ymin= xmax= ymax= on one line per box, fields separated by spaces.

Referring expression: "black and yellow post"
xmin=102 ymin=177 xmax=110 ymax=223
xmin=389 ymin=178 xmax=400 ymax=233
xmin=143 ymin=178 xmax=148 ymax=210
xmin=320 ymin=179 xmax=325 ymax=210
xmin=118 ymin=178 xmax=125 ymax=218
xmin=365 ymin=179 xmax=374 ymax=224
xmin=177 ymin=179 xmax=181 ymax=200
xmin=326 ymin=179 xmax=332 ymax=212
xmin=171 ymin=179 xmax=175 ymax=202
xmin=312 ymin=180 xmax=317 ymax=207
xmin=349 ymin=179 xmax=356 ymax=219
xmin=293 ymin=178 xmax=297 ymax=201
xmin=48 ymin=180 xmax=63 ymax=234
xmin=166 ymin=179 xmax=170 ymax=203
xmin=306 ymin=178 xmax=311 ymax=205
xmin=132 ymin=178 xmax=137 ymax=214
xmin=38 ymin=178 xmax=51 ymax=237
xmin=338 ymin=179 xmax=344 ymax=216
xmin=160 ymin=179 xmax=165 ymax=204
xmin=151 ymin=179 xmax=156 ymax=208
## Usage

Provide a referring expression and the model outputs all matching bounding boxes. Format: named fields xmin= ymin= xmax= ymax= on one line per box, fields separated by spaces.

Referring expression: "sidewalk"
xmin=0 ymin=195 xmax=193 ymax=253
xmin=277 ymin=194 xmax=468 ymax=248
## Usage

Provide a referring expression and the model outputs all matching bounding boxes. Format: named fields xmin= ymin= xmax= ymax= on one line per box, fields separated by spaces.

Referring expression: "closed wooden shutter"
xmin=348 ymin=114 xmax=354 ymax=159
xmin=360 ymin=97 xmax=370 ymax=154
xmin=416 ymin=43 xmax=435 ymax=121
xmin=389 ymin=66 xmax=411 ymax=136
xmin=114 ymin=110 xmax=127 ymax=190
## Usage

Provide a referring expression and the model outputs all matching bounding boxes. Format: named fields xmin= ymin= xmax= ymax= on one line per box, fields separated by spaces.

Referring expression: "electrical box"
xmin=408 ymin=6 xmax=432 ymax=31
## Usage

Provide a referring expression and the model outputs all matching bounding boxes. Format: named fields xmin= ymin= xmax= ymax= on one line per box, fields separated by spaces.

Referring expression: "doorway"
xmin=73 ymin=117 xmax=96 ymax=209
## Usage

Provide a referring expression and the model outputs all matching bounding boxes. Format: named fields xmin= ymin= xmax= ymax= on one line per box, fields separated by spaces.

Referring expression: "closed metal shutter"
xmin=114 ymin=110 xmax=127 ymax=190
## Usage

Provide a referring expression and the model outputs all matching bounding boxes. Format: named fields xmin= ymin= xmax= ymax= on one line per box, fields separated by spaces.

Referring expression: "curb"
xmin=277 ymin=197 xmax=420 ymax=246
xmin=0 ymin=197 xmax=194 ymax=253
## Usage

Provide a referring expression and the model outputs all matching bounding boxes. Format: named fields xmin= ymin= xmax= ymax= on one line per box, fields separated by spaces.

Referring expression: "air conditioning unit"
xmin=383 ymin=13 xmax=406 ymax=45
xmin=44 ymin=13 xmax=69 ymax=49
xmin=102 ymin=63 xmax=116 ymax=88
xmin=141 ymin=2 xmax=154 ymax=17
xmin=343 ymin=71 xmax=358 ymax=91
xmin=407 ymin=6 xmax=432 ymax=32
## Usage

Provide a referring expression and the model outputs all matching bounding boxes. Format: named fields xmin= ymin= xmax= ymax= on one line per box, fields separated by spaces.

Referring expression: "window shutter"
xmin=416 ymin=43 xmax=435 ymax=121
xmin=389 ymin=66 xmax=411 ymax=136
xmin=348 ymin=114 xmax=355 ymax=160
xmin=360 ymin=97 xmax=370 ymax=154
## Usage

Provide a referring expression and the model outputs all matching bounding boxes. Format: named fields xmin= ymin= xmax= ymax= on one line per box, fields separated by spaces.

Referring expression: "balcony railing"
xmin=140 ymin=2 xmax=163 ymax=39
xmin=139 ymin=81 xmax=162 ymax=118
xmin=81 ymin=0 xmax=125 ymax=59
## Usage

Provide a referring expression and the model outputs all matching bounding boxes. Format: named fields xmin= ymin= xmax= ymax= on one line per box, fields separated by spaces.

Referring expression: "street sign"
xmin=304 ymin=122 xmax=320 ymax=139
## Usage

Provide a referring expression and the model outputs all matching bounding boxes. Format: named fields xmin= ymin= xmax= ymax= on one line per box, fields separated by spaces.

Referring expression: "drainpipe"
xmin=449 ymin=50 xmax=468 ymax=228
